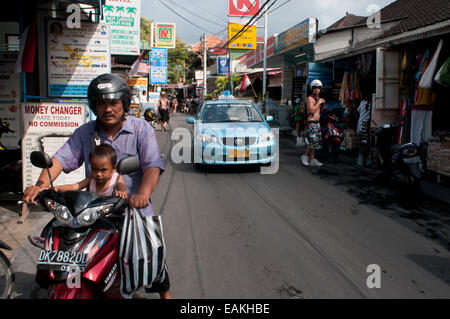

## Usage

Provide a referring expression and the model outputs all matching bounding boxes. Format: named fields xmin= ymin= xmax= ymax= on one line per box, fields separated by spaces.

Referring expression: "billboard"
xmin=274 ymin=18 xmax=318 ymax=54
xmin=149 ymin=47 xmax=168 ymax=84
xmin=104 ymin=0 xmax=141 ymax=55
xmin=228 ymin=22 xmax=257 ymax=50
xmin=155 ymin=23 xmax=176 ymax=49
xmin=46 ymin=19 xmax=111 ymax=97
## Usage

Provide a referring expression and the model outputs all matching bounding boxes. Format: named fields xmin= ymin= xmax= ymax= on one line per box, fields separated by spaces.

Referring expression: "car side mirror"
xmin=117 ymin=156 xmax=140 ymax=175
xmin=186 ymin=117 xmax=195 ymax=124
xmin=266 ymin=116 xmax=273 ymax=123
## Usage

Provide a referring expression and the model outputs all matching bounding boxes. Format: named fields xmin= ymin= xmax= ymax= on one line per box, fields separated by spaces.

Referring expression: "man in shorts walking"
xmin=301 ymin=79 xmax=324 ymax=167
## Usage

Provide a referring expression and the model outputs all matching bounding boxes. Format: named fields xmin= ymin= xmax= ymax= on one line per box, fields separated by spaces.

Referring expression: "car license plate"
xmin=403 ymin=156 xmax=421 ymax=164
xmin=37 ymin=250 xmax=87 ymax=272
xmin=228 ymin=149 xmax=250 ymax=158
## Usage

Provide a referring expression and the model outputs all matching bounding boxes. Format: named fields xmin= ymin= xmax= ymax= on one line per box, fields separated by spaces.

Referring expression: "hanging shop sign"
xmin=0 ymin=51 xmax=21 ymax=149
xmin=228 ymin=0 xmax=260 ymax=17
xmin=155 ymin=23 xmax=176 ymax=49
xmin=46 ymin=19 xmax=111 ymax=97
xmin=104 ymin=0 xmax=141 ymax=55
xmin=149 ymin=47 xmax=168 ymax=84
xmin=217 ymin=56 xmax=229 ymax=75
xmin=228 ymin=22 xmax=257 ymax=50
xmin=22 ymin=102 xmax=88 ymax=188
xmin=274 ymin=18 xmax=317 ymax=54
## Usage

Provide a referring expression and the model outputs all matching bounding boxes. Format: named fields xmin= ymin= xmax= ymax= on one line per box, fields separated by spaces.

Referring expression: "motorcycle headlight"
xmin=44 ymin=199 xmax=72 ymax=226
xmin=197 ymin=133 xmax=218 ymax=143
xmin=259 ymin=131 xmax=275 ymax=142
xmin=77 ymin=204 xmax=113 ymax=227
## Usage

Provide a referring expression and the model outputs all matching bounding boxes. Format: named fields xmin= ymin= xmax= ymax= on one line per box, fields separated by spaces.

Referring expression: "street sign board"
xmin=155 ymin=23 xmax=176 ymax=49
xmin=104 ymin=0 xmax=141 ymax=55
xmin=149 ymin=47 xmax=168 ymax=84
xmin=217 ymin=56 xmax=229 ymax=75
xmin=228 ymin=0 xmax=260 ymax=17
xmin=228 ymin=22 xmax=256 ymax=50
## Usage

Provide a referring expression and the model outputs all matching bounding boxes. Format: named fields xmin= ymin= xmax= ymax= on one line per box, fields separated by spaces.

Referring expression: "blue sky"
xmin=143 ymin=0 xmax=397 ymax=45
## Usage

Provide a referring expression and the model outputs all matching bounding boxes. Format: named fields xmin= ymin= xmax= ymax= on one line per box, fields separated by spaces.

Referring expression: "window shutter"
xmin=376 ymin=48 xmax=400 ymax=109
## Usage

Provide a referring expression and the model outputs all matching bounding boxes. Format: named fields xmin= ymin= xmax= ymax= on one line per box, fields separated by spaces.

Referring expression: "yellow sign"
xmin=126 ymin=78 xmax=148 ymax=87
xmin=228 ymin=22 xmax=256 ymax=50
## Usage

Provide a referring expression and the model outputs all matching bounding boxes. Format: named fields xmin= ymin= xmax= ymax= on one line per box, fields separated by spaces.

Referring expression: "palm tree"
xmin=104 ymin=5 xmax=114 ymax=13
xmin=115 ymin=6 xmax=125 ymax=16
xmin=127 ymin=7 xmax=137 ymax=16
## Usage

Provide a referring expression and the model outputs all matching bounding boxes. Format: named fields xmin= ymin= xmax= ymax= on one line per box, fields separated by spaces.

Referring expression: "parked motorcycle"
xmin=321 ymin=106 xmax=346 ymax=162
xmin=0 ymin=239 xmax=15 ymax=299
xmin=30 ymin=151 xmax=140 ymax=299
xmin=375 ymin=123 xmax=422 ymax=192
xmin=0 ymin=119 xmax=22 ymax=194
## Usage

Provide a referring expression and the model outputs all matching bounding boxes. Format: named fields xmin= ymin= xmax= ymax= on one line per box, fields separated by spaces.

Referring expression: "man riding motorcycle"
xmin=23 ymin=73 xmax=171 ymax=299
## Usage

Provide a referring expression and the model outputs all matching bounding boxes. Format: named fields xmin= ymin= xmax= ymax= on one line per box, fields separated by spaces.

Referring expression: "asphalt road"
xmin=2 ymin=112 xmax=449 ymax=299
xmin=153 ymin=113 xmax=450 ymax=299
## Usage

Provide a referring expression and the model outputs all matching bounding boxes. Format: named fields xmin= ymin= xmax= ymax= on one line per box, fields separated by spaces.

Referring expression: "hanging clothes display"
xmin=419 ymin=39 xmax=443 ymax=89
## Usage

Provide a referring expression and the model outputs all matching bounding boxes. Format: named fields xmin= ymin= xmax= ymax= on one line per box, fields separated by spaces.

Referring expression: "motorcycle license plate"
xmin=37 ymin=250 xmax=87 ymax=272
xmin=403 ymin=157 xmax=421 ymax=164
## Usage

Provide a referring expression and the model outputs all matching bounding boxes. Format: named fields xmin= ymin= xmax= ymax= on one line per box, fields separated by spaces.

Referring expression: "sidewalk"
xmin=279 ymin=133 xmax=450 ymax=208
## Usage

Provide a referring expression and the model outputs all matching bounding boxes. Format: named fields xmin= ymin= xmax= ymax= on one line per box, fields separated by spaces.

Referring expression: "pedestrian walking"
xmin=158 ymin=91 xmax=170 ymax=131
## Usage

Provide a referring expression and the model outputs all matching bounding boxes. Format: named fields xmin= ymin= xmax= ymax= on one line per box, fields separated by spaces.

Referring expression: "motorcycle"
xmin=375 ymin=123 xmax=422 ymax=192
xmin=30 ymin=151 xmax=140 ymax=299
xmin=0 ymin=119 xmax=22 ymax=194
xmin=321 ymin=106 xmax=346 ymax=163
xmin=144 ymin=107 xmax=158 ymax=129
xmin=0 ymin=239 xmax=15 ymax=299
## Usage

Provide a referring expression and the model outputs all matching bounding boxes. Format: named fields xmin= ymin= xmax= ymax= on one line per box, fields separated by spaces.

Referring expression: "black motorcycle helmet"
xmin=87 ymin=73 xmax=131 ymax=115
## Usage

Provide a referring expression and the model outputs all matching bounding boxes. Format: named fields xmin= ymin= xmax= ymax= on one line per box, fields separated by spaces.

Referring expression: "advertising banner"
xmin=149 ymin=47 xmax=168 ymax=84
xmin=274 ymin=18 xmax=317 ymax=54
xmin=46 ymin=19 xmax=111 ymax=97
xmin=0 ymin=52 xmax=21 ymax=149
xmin=217 ymin=56 xmax=229 ymax=75
xmin=155 ymin=23 xmax=176 ymax=49
xmin=228 ymin=22 xmax=256 ymax=50
xmin=22 ymin=103 xmax=88 ymax=188
xmin=104 ymin=0 xmax=141 ymax=55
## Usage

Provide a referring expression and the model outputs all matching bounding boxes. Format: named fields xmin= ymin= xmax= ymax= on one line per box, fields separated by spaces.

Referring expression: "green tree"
xmin=167 ymin=37 xmax=190 ymax=84
xmin=140 ymin=16 xmax=153 ymax=43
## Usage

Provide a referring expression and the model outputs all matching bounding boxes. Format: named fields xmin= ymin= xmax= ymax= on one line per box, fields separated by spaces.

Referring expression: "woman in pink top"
xmin=54 ymin=144 xmax=128 ymax=198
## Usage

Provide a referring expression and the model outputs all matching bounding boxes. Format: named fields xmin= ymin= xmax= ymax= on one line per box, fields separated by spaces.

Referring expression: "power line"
xmin=158 ymin=0 xmax=222 ymax=34
xmin=164 ymin=0 xmax=227 ymax=28
xmin=269 ymin=0 xmax=314 ymax=17
xmin=268 ymin=0 xmax=292 ymax=14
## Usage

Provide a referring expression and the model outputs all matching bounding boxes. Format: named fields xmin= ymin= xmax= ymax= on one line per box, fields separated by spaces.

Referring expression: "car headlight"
xmin=44 ymin=199 xmax=72 ymax=226
xmin=197 ymin=133 xmax=218 ymax=143
xmin=77 ymin=204 xmax=114 ymax=227
xmin=259 ymin=131 xmax=275 ymax=142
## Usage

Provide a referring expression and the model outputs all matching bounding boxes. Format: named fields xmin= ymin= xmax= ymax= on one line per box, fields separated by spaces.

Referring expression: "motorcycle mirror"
xmin=30 ymin=151 xmax=53 ymax=169
xmin=30 ymin=151 xmax=55 ymax=191
xmin=117 ymin=156 xmax=140 ymax=175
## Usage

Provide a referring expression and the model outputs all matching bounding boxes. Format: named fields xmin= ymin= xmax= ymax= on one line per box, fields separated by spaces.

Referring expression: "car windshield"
xmin=201 ymin=103 xmax=264 ymax=123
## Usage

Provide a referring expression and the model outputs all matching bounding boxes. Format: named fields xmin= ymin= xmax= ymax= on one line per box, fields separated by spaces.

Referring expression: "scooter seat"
xmin=390 ymin=144 xmax=401 ymax=154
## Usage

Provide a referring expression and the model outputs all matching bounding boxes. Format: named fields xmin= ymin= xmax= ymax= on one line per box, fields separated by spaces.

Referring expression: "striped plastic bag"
xmin=119 ymin=207 xmax=167 ymax=299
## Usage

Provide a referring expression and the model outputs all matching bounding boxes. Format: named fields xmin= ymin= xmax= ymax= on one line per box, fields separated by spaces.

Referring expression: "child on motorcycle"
xmin=54 ymin=144 xmax=128 ymax=198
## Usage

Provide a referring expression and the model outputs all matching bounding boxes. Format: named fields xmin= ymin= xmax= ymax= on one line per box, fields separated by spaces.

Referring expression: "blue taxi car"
xmin=186 ymin=99 xmax=277 ymax=165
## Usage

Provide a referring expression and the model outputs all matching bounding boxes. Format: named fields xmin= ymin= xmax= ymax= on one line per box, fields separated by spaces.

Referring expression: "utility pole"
xmin=263 ymin=3 xmax=268 ymax=114
xmin=203 ymin=33 xmax=207 ymax=102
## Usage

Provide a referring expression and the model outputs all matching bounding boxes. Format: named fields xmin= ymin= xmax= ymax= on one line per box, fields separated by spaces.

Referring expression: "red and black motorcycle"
xmin=321 ymin=106 xmax=346 ymax=163
xmin=30 ymin=151 xmax=139 ymax=299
